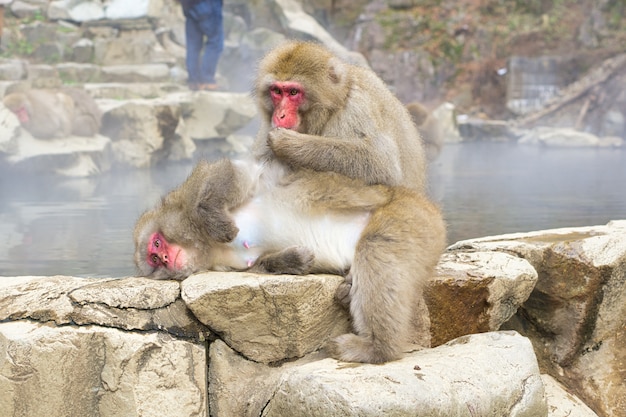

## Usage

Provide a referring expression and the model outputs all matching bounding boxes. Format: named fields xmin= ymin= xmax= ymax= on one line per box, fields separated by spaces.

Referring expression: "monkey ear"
xmin=327 ymin=57 xmax=347 ymax=85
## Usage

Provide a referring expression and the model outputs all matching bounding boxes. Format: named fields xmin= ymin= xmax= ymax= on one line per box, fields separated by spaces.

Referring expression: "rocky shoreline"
xmin=2 ymin=221 xmax=625 ymax=416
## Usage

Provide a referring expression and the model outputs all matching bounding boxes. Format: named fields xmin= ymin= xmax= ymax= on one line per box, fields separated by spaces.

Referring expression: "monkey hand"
xmin=195 ymin=204 xmax=239 ymax=243
xmin=249 ymin=246 xmax=315 ymax=275
xmin=267 ymin=128 xmax=300 ymax=156
xmin=335 ymin=272 xmax=352 ymax=309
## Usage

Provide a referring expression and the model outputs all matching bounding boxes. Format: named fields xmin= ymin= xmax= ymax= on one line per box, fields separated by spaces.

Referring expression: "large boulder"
xmin=181 ymin=91 xmax=257 ymax=140
xmin=449 ymin=220 xmax=626 ymax=417
xmin=0 ymin=321 xmax=207 ymax=417
xmin=430 ymin=250 xmax=538 ymax=346
xmin=0 ymin=104 xmax=112 ymax=177
xmin=182 ymin=272 xmax=351 ymax=364
xmin=261 ymin=331 xmax=547 ymax=417
xmin=99 ymin=93 xmax=195 ymax=168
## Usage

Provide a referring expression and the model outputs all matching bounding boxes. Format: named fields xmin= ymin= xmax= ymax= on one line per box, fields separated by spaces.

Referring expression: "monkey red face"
xmin=15 ymin=106 xmax=29 ymax=123
xmin=270 ymin=81 xmax=304 ymax=130
xmin=146 ymin=232 xmax=188 ymax=271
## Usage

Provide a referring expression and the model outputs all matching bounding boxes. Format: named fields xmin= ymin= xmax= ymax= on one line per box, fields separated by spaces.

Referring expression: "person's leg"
xmin=185 ymin=17 xmax=204 ymax=89
xmin=197 ymin=1 xmax=224 ymax=86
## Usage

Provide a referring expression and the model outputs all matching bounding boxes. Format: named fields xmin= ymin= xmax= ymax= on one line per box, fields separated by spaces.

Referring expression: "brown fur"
xmin=3 ymin=88 xmax=102 ymax=138
xmin=135 ymin=41 xmax=447 ymax=363
xmin=134 ymin=158 xmax=446 ymax=363
xmin=3 ymin=90 xmax=74 ymax=139
xmin=406 ymin=101 xmax=444 ymax=161
xmin=133 ymin=159 xmax=258 ymax=279
xmin=254 ymin=41 xmax=427 ymax=193
xmin=253 ymin=41 xmax=445 ymax=363
xmin=62 ymin=87 xmax=102 ymax=137
xmin=327 ymin=189 xmax=446 ymax=362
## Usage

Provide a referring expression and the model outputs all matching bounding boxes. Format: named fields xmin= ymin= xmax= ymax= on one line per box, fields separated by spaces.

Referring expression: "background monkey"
xmin=3 ymin=88 xmax=102 ymax=138
xmin=406 ymin=101 xmax=444 ymax=161
xmin=3 ymin=89 xmax=74 ymax=139
xmin=133 ymin=158 xmax=446 ymax=363
xmin=62 ymin=87 xmax=102 ymax=137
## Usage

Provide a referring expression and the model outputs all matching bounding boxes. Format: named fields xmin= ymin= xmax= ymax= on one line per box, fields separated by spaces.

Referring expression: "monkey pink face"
xmin=146 ymin=232 xmax=188 ymax=272
xmin=270 ymin=81 xmax=304 ymax=130
xmin=15 ymin=106 xmax=29 ymax=123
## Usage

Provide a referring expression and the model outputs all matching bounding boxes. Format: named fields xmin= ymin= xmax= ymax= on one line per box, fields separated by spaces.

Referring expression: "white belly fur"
xmin=228 ymin=195 xmax=369 ymax=272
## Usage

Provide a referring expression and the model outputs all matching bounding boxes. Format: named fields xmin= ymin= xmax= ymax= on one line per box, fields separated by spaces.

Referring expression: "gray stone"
xmin=86 ymin=82 xmax=187 ymax=100
xmin=0 ymin=321 xmax=207 ymax=417
xmin=0 ymin=59 xmax=26 ymax=81
xmin=2 ymin=129 xmax=112 ymax=177
xmin=269 ymin=0 xmax=368 ymax=67
xmin=449 ymin=220 xmax=626 ymax=417
xmin=209 ymin=339 xmax=326 ymax=417
xmin=9 ymin=0 xmax=43 ymax=19
xmin=99 ymin=94 xmax=195 ymax=167
xmin=542 ymin=375 xmax=600 ymax=417
xmin=27 ymin=64 xmax=62 ymax=88
xmin=518 ymin=127 xmax=604 ymax=147
xmin=100 ymin=64 xmax=171 ymax=83
xmin=0 ymin=275 xmax=209 ymax=339
xmin=262 ymin=331 xmax=548 ymax=417
xmin=55 ymin=62 xmax=102 ymax=83
xmin=181 ymin=272 xmax=351 ymax=364
xmin=181 ymin=91 xmax=257 ymax=140
xmin=428 ymin=251 xmax=538 ymax=346
xmin=72 ymin=37 xmax=95 ymax=63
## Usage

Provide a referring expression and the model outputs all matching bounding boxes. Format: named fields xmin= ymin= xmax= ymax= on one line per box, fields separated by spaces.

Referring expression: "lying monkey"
xmin=134 ymin=158 xmax=446 ymax=363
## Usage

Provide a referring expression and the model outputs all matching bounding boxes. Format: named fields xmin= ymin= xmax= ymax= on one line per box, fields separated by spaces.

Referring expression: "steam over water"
xmin=0 ymin=142 xmax=624 ymax=277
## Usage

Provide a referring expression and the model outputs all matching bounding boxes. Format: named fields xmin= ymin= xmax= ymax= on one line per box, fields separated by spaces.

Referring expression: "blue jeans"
xmin=183 ymin=0 xmax=224 ymax=85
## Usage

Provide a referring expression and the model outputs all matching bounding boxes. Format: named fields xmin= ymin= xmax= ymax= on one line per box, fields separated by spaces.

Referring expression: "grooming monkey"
xmin=136 ymin=41 xmax=446 ymax=363
xmin=252 ymin=41 xmax=445 ymax=362
xmin=254 ymin=40 xmax=428 ymax=193
xmin=133 ymin=158 xmax=446 ymax=363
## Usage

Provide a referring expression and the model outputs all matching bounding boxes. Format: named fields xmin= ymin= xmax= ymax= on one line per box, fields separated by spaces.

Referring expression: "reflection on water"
xmin=0 ymin=142 xmax=624 ymax=277
xmin=428 ymin=142 xmax=625 ymax=244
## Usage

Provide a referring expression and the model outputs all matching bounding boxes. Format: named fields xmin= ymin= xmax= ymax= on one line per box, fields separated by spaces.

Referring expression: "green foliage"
xmin=606 ymin=0 xmax=626 ymax=29
xmin=0 ymin=39 xmax=34 ymax=58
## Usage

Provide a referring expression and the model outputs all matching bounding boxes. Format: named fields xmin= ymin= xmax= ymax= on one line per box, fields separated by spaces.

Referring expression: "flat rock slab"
xmin=0 ymin=276 xmax=208 ymax=339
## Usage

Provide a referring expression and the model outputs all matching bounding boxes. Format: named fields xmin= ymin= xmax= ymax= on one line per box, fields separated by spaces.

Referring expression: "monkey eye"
xmin=271 ymin=86 xmax=281 ymax=95
xmin=151 ymin=254 xmax=160 ymax=265
xmin=154 ymin=238 xmax=160 ymax=248
xmin=289 ymin=88 xmax=298 ymax=96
